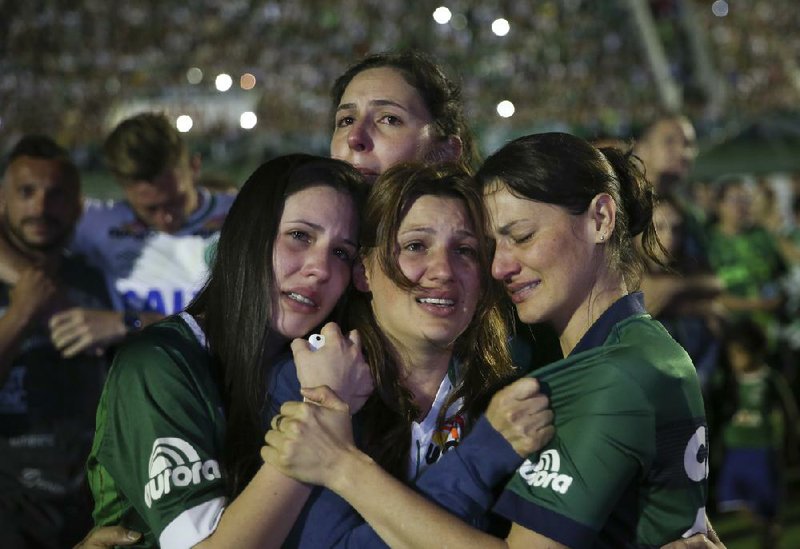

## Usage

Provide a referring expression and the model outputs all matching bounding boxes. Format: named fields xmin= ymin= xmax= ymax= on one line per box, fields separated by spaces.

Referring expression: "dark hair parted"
xmin=187 ymin=154 xmax=367 ymax=497
xmin=331 ymin=51 xmax=480 ymax=173
xmin=103 ymin=112 xmax=188 ymax=181
xmin=4 ymin=134 xmax=80 ymax=187
xmin=476 ymin=132 xmax=664 ymax=290
xmin=8 ymin=134 xmax=68 ymax=162
xmin=352 ymin=162 xmax=514 ymax=479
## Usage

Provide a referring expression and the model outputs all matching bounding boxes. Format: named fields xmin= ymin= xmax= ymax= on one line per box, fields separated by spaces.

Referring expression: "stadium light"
xmin=240 ymin=73 xmax=256 ymax=90
xmin=240 ymin=111 xmax=257 ymax=129
xmin=215 ymin=73 xmax=233 ymax=92
xmin=711 ymin=0 xmax=728 ymax=17
xmin=176 ymin=115 xmax=193 ymax=132
xmin=496 ymin=100 xmax=515 ymax=118
xmin=186 ymin=67 xmax=203 ymax=85
xmin=433 ymin=7 xmax=452 ymax=25
xmin=492 ymin=18 xmax=510 ymax=37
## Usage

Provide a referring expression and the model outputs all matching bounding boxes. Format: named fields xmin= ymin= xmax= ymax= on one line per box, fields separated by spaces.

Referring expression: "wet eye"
xmin=403 ymin=241 xmax=425 ymax=253
xmin=333 ymin=248 xmax=352 ymax=262
xmin=290 ymin=230 xmax=311 ymax=243
xmin=456 ymin=245 xmax=478 ymax=258
xmin=379 ymin=114 xmax=402 ymax=126
xmin=336 ymin=116 xmax=354 ymax=128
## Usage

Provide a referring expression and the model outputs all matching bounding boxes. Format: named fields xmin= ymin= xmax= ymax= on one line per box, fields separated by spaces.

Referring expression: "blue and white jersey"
xmin=72 ymin=188 xmax=235 ymax=315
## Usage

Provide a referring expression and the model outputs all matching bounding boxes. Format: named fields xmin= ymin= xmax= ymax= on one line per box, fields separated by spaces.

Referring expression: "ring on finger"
xmin=273 ymin=414 xmax=285 ymax=431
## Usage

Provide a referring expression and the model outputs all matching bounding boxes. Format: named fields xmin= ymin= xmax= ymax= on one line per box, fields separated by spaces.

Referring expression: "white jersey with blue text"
xmin=71 ymin=188 xmax=234 ymax=315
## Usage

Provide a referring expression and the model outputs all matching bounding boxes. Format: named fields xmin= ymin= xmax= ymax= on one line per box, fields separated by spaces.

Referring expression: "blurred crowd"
xmin=2 ymin=0 xmax=800 ymax=547
xmin=2 ymin=0 xmax=800 ymax=154
xmin=631 ymin=114 xmax=800 ymax=547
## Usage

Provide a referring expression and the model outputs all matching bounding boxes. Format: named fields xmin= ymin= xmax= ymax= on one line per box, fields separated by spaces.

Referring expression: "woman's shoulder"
xmin=108 ymin=315 xmax=212 ymax=391
xmin=606 ymin=316 xmax=704 ymax=397
xmin=610 ymin=314 xmax=689 ymax=357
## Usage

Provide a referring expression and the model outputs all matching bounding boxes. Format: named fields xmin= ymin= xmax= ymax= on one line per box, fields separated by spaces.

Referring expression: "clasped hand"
xmin=485 ymin=377 xmax=555 ymax=457
xmin=262 ymin=386 xmax=355 ymax=487
xmin=291 ymin=322 xmax=373 ymax=413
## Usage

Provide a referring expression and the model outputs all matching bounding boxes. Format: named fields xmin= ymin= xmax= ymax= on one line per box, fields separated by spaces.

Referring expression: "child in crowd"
xmin=716 ymin=317 xmax=799 ymax=549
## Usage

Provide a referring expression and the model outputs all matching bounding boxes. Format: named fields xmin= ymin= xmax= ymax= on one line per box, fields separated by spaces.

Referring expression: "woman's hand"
xmin=485 ymin=377 xmax=554 ymax=457
xmin=292 ymin=323 xmax=374 ymax=413
xmin=659 ymin=515 xmax=726 ymax=549
xmin=72 ymin=526 xmax=141 ymax=548
xmin=262 ymin=386 xmax=359 ymax=487
xmin=660 ymin=534 xmax=726 ymax=549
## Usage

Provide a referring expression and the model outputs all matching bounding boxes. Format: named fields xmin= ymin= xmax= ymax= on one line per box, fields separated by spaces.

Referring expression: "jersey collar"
xmin=183 ymin=186 xmax=213 ymax=228
xmin=568 ymin=292 xmax=646 ymax=357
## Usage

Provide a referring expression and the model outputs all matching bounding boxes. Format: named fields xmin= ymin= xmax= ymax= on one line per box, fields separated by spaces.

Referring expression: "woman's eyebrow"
xmin=495 ymin=220 xmax=523 ymax=236
xmin=336 ymin=99 xmax=409 ymax=113
xmin=283 ymin=219 xmax=358 ymax=248
xmin=400 ymin=226 xmax=477 ymax=238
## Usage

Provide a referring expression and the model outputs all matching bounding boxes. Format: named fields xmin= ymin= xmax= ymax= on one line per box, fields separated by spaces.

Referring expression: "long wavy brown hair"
xmin=352 ymin=162 xmax=515 ymax=479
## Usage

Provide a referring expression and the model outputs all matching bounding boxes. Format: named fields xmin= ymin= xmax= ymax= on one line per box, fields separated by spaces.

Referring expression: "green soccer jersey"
xmin=707 ymin=226 xmax=785 ymax=300
xmin=494 ymin=294 xmax=708 ymax=548
xmin=723 ymin=367 xmax=788 ymax=450
xmin=87 ymin=313 xmax=226 ymax=548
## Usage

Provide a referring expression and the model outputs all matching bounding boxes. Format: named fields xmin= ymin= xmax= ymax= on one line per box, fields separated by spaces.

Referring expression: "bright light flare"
xmin=712 ymin=0 xmax=729 ymax=17
xmin=492 ymin=18 xmax=510 ymax=36
xmin=496 ymin=100 xmax=515 ymax=118
xmin=240 ymin=73 xmax=256 ymax=90
xmin=240 ymin=111 xmax=257 ymax=129
xmin=433 ymin=7 xmax=452 ymax=24
xmin=176 ymin=115 xmax=193 ymax=132
xmin=215 ymin=73 xmax=233 ymax=92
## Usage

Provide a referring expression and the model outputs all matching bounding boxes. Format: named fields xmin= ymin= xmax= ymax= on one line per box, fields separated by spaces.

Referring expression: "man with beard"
xmin=0 ymin=114 xmax=235 ymax=359
xmin=0 ymin=135 xmax=111 ymax=548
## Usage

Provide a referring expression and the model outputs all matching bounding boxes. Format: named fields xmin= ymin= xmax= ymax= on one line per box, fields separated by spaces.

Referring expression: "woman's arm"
xmin=193 ymin=465 xmax=311 ymax=548
xmin=90 ymin=331 xmax=314 ymax=549
xmin=265 ymin=369 xmax=720 ymax=549
xmin=327 ymin=445 xmax=570 ymax=549
xmin=73 ymin=526 xmax=142 ymax=548
xmin=263 ymin=382 xmax=559 ymax=549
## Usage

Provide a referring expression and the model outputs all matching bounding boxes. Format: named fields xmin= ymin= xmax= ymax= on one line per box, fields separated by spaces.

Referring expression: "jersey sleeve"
xmin=69 ymin=198 xmax=102 ymax=260
xmin=413 ymin=415 xmax=522 ymax=525
xmin=493 ymin=366 xmax=654 ymax=548
xmin=90 ymin=335 xmax=226 ymax=549
xmin=290 ymin=416 xmax=522 ymax=548
xmin=265 ymin=353 xmax=302 ymax=423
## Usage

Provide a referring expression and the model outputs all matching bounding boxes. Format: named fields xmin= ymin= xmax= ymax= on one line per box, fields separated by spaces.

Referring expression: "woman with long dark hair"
xmin=87 ymin=154 xmax=371 ymax=548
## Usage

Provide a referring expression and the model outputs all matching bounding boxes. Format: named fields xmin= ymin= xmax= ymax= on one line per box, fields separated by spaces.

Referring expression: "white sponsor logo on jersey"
xmin=144 ymin=437 xmax=221 ymax=508
xmin=518 ymin=449 xmax=573 ymax=494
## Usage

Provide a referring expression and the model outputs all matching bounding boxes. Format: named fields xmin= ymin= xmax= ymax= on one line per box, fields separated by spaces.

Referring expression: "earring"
xmin=600 ymin=234 xmax=606 ymax=242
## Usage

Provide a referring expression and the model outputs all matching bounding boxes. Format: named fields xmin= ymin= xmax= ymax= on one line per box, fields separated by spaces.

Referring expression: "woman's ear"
xmin=428 ymin=135 xmax=463 ymax=164
xmin=353 ymin=259 xmax=371 ymax=293
xmin=442 ymin=135 xmax=463 ymax=163
xmin=589 ymin=193 xmax=616 ymax=244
